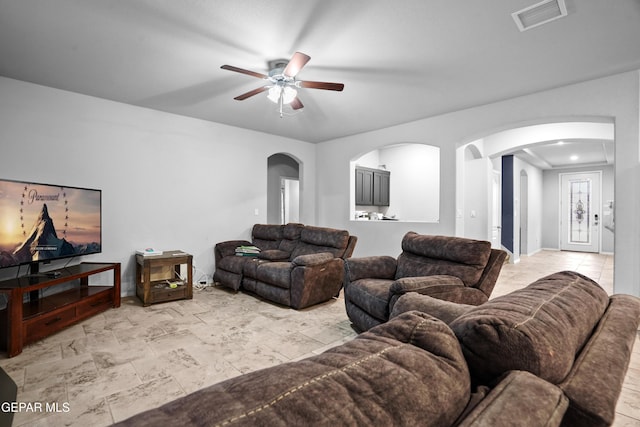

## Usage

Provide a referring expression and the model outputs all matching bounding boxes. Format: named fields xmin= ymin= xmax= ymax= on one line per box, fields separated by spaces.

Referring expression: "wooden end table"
xmin=135 ymin=250 xmax=193 ymax=306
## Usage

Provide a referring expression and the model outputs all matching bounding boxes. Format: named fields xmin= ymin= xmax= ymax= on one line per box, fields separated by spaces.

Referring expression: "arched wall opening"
xmin=456 ymin=119 xmax=614 ymax=264
xmin=350 ymin=143 xmax=440 ymax=222
xmin=267 ymin=153 xmax=301 ymax=224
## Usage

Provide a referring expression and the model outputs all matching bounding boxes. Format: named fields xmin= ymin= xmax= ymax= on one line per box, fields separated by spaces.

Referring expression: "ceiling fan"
xmin=221 ymin=52 xmax=344 ymax=117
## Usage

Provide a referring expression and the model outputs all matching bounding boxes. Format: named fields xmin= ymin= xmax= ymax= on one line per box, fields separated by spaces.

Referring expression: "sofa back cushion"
xmin=115 ymin=311 xmax=471 ymax=427
xmin=450 ymin=271 xmax=609 ymax=384
xmin=278 ymin=222 xmax=304 ymax=253
xmin=252 ymin=224 xmax=284 ymax=250
xmin=396 ymin=232 xmax=491 ymax=286
xmin=290 ymin=225 xmax=350 ymax=259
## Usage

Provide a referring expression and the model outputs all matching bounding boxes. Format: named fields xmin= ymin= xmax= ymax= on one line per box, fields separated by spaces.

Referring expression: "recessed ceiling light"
xmin=557 ymin=140 xmax=565 ymax=145
xmin=570 ymin=155 xmax=579 ymax=161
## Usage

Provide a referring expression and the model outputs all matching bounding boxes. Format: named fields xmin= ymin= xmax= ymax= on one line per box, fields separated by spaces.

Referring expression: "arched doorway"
xmin=456 ymin=120 xmax=614 ymax=263
xmin=267 ymin=153 xmax=300 ymax=224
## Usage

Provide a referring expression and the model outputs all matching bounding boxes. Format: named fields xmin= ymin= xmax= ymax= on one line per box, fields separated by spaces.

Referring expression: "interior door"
xmin=281 ymin=177 xmax=300 ymax=224
xmin=560 ymin=172 xmax=601 ymax=253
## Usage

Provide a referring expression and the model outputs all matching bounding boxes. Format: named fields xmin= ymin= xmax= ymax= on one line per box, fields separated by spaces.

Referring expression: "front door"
xmin=560 ymin=172 xmax=601 ymax=253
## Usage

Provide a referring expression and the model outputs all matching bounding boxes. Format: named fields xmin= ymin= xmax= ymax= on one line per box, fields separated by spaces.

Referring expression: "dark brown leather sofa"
xmin=391 ymin=270 xmax=640 ymax=427
xmin=115 ymin=271 xmax=639 ymax=427
xmin=214 ymin=223 xmax=357 ymax=309
xmin=344 ymin=232 xmax=507 ymax=331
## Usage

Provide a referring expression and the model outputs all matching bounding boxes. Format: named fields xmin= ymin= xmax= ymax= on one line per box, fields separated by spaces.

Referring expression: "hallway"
xmin=494 ymin=249 xmax=614 ymax=297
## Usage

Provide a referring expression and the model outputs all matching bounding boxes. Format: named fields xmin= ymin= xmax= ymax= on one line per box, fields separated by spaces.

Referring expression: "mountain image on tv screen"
xmin=0 ymin=180 xmax=101 ymax=268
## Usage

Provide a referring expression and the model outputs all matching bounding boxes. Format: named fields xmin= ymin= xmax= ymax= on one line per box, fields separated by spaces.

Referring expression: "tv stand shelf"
xmin=0 ymin=262 xmax=120 ymax=357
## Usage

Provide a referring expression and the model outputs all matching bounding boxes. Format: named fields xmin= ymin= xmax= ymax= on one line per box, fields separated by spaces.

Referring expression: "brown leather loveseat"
xmin=214 ymin=223 xmax=357 ymax=309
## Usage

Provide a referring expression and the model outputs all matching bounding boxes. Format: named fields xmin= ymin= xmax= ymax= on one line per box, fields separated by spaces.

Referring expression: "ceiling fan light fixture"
xmin=221 ymin=51 xmax=343 ymax=114
xmin=267 ymin=85 xmax=297 ymax=104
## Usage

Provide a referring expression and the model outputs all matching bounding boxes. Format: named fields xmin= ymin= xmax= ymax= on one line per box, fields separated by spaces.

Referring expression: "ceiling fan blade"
xmin=234 ymin=86 xmax=269 ymax=100
xmin=221 ymin=65 xmax=268 ymax=79
xmin=283 ymin=52 xmax=311 ymax=77
xmin=290 ymin=97 xmax=304 ymax=110
xmin=299 ymin=80 xmax=344 ymax=91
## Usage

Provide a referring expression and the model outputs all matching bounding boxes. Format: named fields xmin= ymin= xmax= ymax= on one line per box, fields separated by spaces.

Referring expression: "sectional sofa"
xmin=116 ymin=270 xmax=640 ymax=427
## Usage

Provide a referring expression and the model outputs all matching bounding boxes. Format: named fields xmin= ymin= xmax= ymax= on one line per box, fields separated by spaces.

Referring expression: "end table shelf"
xmin=0 ymin=262 xmax=121 ymax=358
xmin=135 ymin=250 xmax=193 ymax=306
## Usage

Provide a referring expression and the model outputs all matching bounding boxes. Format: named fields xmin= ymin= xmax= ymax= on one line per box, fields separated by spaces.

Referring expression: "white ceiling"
xmin=1 ymin=0 xmax=639 ymax=162
xmin=509 ymin=138 xmax=614 ymax=170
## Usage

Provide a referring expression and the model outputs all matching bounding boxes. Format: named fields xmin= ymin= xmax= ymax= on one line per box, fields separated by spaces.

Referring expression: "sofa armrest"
xmin=290 ymin=258 xmax=345 ymax=309
xmin=389 ymin=275 xmax=465 ymax=296
xmin=292 ymin=252 xmax=334 ymax=266
xmin=388 ymin=276 xmax=484 ymax=314
xmin=458 ymin=371 xmax=568 ymax=427
xmin=390 ymin=293 xmax=475 ymax=325
xmin=345 ymin=256 xmax=397 ymax=282
xmin=214 ymin=239 xmax=252 ymax=264
xmin=474 ymin=248 xmax=507 ymax=298
xmin=559 ymin=294 xmax=640 ymax=427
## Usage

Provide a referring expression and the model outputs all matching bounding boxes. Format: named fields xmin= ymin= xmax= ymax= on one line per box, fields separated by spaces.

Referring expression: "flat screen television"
xmin=0 ymin=178 xmax=102 ymax=273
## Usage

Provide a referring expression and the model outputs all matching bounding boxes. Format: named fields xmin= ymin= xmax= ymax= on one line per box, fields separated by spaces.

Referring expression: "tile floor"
xmin=0 ymin=250 xmax=638 ymax=426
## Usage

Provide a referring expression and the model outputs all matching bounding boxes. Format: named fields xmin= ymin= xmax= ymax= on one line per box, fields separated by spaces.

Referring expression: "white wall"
xmin=513 ymin=157 xmax=544 ymax=259
xmin=463 ymin=157 xmax=491 ymax=241
xmin=379 ymin=144 xmax=439 ymax=222
xmin=317 ymin=71 xmax=640 ymax=296
xmin=0 ymin=77 xmax=316 ymax=295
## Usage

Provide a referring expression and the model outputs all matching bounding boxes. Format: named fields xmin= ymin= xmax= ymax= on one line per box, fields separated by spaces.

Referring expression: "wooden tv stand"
xmin=0 ymin=262 xmax=121 ymax=357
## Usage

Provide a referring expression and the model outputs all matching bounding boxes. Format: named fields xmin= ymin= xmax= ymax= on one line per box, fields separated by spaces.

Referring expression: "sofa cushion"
xmin=450 ymin=271 xmax=609 ymax=384
xmin=252 ymin=223 xmax=284 ymax=250
xmin=276 ymin=222 xmax=304 ymax=256
xmin=457 ymin=370 xmax=568 ymax=427
xmin=114 ymin=311 xmax=471 ymax=427
xmin=282 ymin=222 xmax=304 ymax=240
xmin=345 ymin=279 xmax=395 ymax=322
xmin=390 ymin=292 xmax=476 ymax=324
xmin=291 ymin=226 xmax=349 ymax=258
xmin=258 ymin=249 xmax=291 ymax=261
xmin=217 ymin=254 xmax=252 ymax=274
xmin=396 ymin=232 xmax=491 ymax=286
xmin=255 ymin=262 xmax=294 ymax=289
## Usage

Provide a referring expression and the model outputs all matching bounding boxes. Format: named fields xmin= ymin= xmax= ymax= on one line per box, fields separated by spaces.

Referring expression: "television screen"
xmin=0 ymin=179 xmax=102 ymax=269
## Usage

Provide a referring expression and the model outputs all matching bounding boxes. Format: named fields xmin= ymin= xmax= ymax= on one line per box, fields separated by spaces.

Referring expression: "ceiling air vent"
xmin=512 ymin=0 xmax=568 ymax=32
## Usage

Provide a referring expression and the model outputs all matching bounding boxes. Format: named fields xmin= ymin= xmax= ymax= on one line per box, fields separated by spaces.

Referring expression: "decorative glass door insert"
xmin=568 ymin=179 xmax=591 ymax=244
xmin=560 ymin=172 xmax=600 ymax=253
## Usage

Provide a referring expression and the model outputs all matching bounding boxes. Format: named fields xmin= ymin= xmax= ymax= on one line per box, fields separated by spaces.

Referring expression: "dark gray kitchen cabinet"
xmin=355 ymin=167 xmax=390 ymax=206
xmin=355 ymin=167 xmax=374 ymax=205
xmin=373 ymin=169 xmax=390 ymax=206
